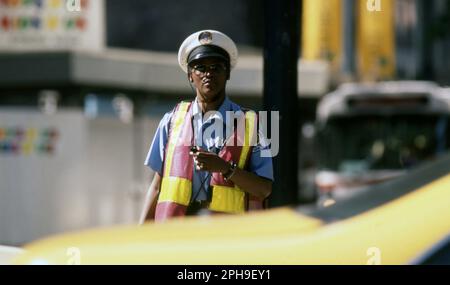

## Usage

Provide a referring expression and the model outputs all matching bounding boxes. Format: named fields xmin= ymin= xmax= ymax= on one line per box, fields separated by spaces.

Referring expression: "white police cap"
xmin=178 ymin=30 xmax=238 ymax=73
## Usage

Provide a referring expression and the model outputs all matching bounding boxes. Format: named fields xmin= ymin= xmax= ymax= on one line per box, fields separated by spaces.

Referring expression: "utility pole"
xmin=263 ymin=0 xmax=300 ymax=207
xmin=342 ymin=0 xmax=356 ymax=79
xmin=416 ymin=0 xmax=434 ymax=80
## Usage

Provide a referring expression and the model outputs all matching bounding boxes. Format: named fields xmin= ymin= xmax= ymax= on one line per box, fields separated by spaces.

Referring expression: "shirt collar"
xmin=192 ymin=96 xmax=232 ymax=122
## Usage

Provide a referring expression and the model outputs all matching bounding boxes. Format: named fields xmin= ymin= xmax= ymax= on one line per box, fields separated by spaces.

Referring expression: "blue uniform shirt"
xmin=144 ymin=97 xmax=274 ymax=202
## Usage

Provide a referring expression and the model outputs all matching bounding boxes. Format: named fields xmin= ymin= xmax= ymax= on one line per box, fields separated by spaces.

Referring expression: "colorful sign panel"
xmin=0 ymin=0 xmax=104 ymax=51
xmin=0 ymin=126 xmax=59 ymax=155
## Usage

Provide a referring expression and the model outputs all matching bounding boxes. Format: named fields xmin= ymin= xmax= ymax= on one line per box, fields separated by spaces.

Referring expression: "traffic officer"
xmin=140 ymin=30 xmax=273 ymax=222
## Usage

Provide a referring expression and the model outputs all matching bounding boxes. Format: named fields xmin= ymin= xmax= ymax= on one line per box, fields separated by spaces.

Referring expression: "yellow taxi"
xmin=12 ymin=153 xmax=450 ymax=265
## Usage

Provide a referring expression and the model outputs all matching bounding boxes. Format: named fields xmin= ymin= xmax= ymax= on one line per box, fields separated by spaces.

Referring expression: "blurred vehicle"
xmin=315 ymin=81 xmax=450 ymax=201
xmin=11 ymin=152 xmax=450 ymax=265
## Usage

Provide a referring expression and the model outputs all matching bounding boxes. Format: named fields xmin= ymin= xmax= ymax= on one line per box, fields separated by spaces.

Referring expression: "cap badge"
xmin=198 ymin=31 xmax=213 ymax=45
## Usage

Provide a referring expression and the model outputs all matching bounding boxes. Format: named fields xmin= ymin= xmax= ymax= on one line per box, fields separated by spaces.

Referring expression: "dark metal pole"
xmin=263 ymin=0 xmax=300 ymax=207
xmin=416 ymin=0 xmax=434 ymax=80
xmin=342 ymin=0 xmax=355 ymax=78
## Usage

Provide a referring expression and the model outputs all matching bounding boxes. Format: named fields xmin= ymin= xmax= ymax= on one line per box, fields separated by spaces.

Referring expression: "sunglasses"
xmin=191 ymin=63 xmax=227 ymax=76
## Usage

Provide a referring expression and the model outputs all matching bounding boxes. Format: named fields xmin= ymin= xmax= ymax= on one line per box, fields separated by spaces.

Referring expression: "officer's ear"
xmin=188 ymin=69 xmax=193 ymax=83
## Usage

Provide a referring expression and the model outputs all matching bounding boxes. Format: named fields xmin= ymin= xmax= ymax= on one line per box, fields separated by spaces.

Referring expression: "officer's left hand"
xmin=190 ymin=149 xmax=230 ymax=173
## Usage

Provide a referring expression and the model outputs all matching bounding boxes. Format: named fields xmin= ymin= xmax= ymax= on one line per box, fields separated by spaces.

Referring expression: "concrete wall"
xmin=0 ymin=107 xmax=161 ymax=245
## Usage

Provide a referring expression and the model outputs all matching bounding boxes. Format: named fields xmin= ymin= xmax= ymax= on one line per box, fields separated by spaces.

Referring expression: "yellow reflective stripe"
xmin=159 ymin=102 xmax=192 ymax=206
xmin=159 ymin=176 xmax=192 ymax=206
xmin=239 ymin=111 xmax=257 ymax=168
xmin=209 ymin=185 xmax=246 ymax=213
xmin=209 ymin=111 xmax=256 ymax=214
xmin=163 ymin=102 xmax=190 ymax=176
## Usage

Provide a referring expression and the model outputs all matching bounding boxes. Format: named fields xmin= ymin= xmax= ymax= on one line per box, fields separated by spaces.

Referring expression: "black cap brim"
xmin=187 ymin=45 xmax=230 ymax=65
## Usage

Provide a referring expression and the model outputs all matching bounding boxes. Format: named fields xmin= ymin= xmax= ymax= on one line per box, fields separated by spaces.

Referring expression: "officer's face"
xmin=188 ymin=57 xmax=228 ymax=102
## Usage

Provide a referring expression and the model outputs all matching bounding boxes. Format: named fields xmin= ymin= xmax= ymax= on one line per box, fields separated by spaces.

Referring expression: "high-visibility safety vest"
xmin=155 ymin=101 xmax=260 ymax=221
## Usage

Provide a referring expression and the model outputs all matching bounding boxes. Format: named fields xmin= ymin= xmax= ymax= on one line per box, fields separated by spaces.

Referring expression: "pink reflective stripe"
xmin=170 ymin=105 xmax=194 ymax=180
xmin=163 ymin=102 xmax=192 ymax=177
xmin=155 ymin=201 xmax=187 ymax=222
xmin=211 ymin=145 xmax=242 ymax=187
xmin=248 ymin=192 xmax=265 ymax=211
